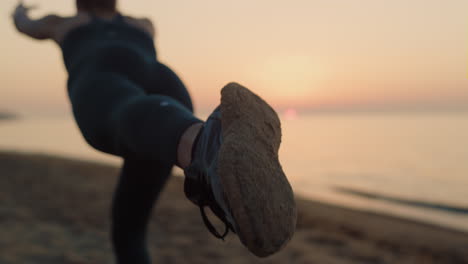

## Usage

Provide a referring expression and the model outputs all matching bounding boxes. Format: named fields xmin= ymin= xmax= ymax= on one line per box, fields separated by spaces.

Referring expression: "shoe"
xmin=184 ymin=82 xmax=297 ymax=257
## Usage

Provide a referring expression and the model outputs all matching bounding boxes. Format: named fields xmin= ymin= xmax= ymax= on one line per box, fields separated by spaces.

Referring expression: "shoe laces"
xmin=197 ymin=172 xmax=234 ymax=240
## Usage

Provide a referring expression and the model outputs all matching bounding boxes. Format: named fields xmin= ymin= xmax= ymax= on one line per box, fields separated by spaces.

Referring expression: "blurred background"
xmin=1 ymin=0 xmax=468 ymax=234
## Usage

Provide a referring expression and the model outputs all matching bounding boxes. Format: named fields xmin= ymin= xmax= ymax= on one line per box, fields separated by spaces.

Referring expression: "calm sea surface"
xmin=1 ymin=112 xmax=467 ymax=232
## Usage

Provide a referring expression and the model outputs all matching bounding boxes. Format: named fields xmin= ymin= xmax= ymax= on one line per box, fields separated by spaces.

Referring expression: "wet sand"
xmin=1 ymin=151 xmax=467 ymax=264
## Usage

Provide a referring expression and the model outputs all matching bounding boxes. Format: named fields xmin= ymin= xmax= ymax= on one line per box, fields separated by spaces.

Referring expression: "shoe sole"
xmin=218 ymin=82 xmax=297 ymax=257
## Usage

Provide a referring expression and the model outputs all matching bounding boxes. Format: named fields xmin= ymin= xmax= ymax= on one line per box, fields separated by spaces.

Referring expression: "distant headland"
xmin=0 ymin=111 xmax=18 ymax=121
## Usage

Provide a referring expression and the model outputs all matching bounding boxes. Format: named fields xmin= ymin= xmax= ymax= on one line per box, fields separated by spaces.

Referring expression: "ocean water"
xmin=1 ymin=112 xmax=467 ymax=232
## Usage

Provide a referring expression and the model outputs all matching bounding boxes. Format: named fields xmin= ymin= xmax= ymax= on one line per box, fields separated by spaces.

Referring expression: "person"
xmin=12 ymin=0 xmax=297 ymax=263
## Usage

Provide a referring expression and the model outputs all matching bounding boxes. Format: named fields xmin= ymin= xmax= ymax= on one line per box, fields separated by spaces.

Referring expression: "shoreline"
xmin=1 ymin=150 xmax=467 ymax=263
xmin=3 ymin=149 xmax=468 ymax=234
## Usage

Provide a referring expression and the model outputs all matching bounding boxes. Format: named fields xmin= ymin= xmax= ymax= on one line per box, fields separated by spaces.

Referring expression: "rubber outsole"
xmin=218 ymin=82 xmax=297 ymax=257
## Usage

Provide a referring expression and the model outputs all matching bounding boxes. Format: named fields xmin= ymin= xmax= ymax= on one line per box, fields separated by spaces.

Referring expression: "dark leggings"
xmin=68 ymin=62 xmax=201 ymax=263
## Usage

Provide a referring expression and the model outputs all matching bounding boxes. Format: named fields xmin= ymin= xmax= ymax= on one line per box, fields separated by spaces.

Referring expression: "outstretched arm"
xmin=12 ymin=2 xmax=62 ymax=40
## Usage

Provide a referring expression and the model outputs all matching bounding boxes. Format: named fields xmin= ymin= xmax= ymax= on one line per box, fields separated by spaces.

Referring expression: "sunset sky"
xmin=1 ymin=0 xmax=467 ymax=116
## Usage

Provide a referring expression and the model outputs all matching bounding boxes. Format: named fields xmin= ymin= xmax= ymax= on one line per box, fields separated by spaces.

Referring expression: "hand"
xmin=12 ymin=1 xmax=37 ymax=18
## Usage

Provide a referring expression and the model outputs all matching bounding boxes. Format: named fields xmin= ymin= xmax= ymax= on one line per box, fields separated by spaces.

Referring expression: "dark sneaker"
xmin=184 ymin=82 xmax=297 ymax=257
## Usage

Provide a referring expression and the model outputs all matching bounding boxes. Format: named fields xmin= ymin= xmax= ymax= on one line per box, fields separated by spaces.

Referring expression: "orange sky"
xmin=1 ymin=0 xmax=467 ymax=116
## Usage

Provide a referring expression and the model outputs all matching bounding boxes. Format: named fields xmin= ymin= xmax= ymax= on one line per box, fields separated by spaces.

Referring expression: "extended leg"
xmin=68 ymin=72 xmax=202 ymax=164
xmin=111 ymin=158 xmax=173 ymax=264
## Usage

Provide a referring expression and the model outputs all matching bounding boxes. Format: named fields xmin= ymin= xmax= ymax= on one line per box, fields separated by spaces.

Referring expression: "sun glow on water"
xmin=283 ymin=108 xmax=299 ymax=120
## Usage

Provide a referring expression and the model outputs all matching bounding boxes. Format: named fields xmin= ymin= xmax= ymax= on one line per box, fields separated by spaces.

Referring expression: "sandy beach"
xmin=0 ymin=151 xmax=467 ymax=264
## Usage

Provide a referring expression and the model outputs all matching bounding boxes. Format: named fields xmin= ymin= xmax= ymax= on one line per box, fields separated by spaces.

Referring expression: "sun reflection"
xmin=283 ymin=108 xmax=299 ymax=120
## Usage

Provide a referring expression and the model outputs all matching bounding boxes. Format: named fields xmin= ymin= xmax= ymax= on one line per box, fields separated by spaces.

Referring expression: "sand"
xmin=0 ymin=151 xmax=467 ymax=264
